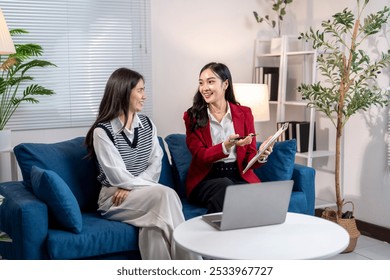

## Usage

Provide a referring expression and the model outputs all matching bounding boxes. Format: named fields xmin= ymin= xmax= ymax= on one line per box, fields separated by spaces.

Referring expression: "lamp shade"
xmin=233 ymin=83 xmax=270 ymax=122
xmin=0 ymin=9 xmax=15 ymax=55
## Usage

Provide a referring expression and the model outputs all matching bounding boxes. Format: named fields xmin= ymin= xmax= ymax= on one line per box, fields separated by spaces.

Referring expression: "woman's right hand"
xmin=112 ymin=188 xmax=131 ymax=206
xmin=225 ymin=134 xmax=253 ymax=150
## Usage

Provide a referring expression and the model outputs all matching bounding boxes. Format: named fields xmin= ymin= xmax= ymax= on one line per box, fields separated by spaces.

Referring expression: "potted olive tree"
xmin=0 ymin=29 xmax=55 ymax=134
xmin=298 ymin=0 xmax=390 ymax=252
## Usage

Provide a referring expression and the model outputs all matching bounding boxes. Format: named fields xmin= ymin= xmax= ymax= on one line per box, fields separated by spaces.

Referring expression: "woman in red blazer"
xmin=183 ymin=62 xmax=273 ymax=213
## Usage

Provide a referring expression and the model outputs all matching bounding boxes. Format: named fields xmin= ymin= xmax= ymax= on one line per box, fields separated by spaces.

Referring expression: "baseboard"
xmin=315 ymin=209 xmax=390 ymax=243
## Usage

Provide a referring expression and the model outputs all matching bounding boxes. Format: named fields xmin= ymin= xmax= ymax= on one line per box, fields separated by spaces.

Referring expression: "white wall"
xmin=151 ymin=0 xmax=263 ymax=136
xmin=152 ymin=0 xmax=390 ymax=228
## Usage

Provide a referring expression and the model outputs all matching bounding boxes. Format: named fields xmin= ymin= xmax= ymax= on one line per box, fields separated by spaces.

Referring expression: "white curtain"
xmin=1 ymin=0 xmax=152 ymax=130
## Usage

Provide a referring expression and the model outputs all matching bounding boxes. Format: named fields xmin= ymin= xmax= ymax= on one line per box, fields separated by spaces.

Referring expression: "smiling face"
xmin=198 ymin=68 xmax=228 ymax=105
xmin=129 ymin=79 xmax=146 ymax=113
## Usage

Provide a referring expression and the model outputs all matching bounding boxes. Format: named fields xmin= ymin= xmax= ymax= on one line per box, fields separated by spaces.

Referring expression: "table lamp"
xmin=0 ymin=8 xmax=16 ymax=54
xmin=233 ymin=83 xmax=270 ymax=122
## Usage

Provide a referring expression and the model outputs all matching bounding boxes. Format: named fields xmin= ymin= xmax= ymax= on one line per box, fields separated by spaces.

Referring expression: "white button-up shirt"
xmin=207 ymin=103 xmax=237 ymax=163
xmin=93 ymin=115 xmax=163 ymax=190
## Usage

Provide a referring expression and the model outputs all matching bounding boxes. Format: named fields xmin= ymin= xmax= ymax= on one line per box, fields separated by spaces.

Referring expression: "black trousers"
xmin=188 ymin=162 xmax=247 ymax=214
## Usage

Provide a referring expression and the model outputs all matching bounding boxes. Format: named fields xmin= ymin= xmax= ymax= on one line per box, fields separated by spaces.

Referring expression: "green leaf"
xmin=11 ymin=43 xmax=43 ymax=61
xmin=9 ymin=29 xmax=28 ymax=36
xmin=23 ymin=84 xmax=55 ymax=97
xmin=0 ymin=28 xmax=56 ymax=129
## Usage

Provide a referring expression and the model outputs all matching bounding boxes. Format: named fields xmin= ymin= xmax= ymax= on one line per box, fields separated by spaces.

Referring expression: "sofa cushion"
xmin=46 ymin=213 xmax=139 ymax=259
xmin=30 ymin=166 xmax=83 ymax=234
xmin=181 ymin=198 xmax=207 ymax=220
xmin=254 ymin=139 xmax=296 ymax=182
xmin=157 ymin=137 xmax=175 ymax=189
xmin=13 ymin=137 xmax=100 ymax=211
xmin=164 ymin=134 xmax=191 ymax=198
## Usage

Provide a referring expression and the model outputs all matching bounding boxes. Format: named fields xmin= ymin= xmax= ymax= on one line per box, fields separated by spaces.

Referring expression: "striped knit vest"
xmin=96 ymin=115 xmax=153 ymax=187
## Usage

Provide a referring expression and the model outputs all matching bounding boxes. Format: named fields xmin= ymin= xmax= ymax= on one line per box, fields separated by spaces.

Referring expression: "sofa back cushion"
xmin=164 ymin=134 xmax=191 ymax=198
xmin=13 ymin=137 xmax=100 ymax=211
xmin=157 ymin=136 xmax=175 ymax=188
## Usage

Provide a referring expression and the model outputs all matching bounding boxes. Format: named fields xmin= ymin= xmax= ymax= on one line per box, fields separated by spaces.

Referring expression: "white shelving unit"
xmin=253 ymin=36 xmax=336 ymax=208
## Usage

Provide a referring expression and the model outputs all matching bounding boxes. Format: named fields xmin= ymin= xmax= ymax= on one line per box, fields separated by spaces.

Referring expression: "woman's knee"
xmin=216 ymin=177 xmax=234 ymax=188
xmin=152 ymin=185 xmax=180 ymax=201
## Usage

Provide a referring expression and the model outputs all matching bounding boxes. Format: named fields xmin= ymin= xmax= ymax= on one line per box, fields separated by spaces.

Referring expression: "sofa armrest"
xmin=292 ymin=164 xmax=316 ymax=215
xmin=0 ymin=181 xmax=49 ymax=259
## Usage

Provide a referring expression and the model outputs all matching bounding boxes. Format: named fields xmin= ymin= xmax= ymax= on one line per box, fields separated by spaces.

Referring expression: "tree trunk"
xmin=335 ymin=120 xmax=343 ymax=218
xmin=334 ymin=18 xmax=360 ymax=218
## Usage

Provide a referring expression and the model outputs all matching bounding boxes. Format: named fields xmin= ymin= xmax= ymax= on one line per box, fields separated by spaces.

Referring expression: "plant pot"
xmin=337 ymin=216 xmax=360 ymax=253
xmin=321 ymin=201 xmax=360 ymax=253
xmin=0 ymin=129 xmax=12 ymax=152
xmin=270 ymin=37 xmax=282 ymax=53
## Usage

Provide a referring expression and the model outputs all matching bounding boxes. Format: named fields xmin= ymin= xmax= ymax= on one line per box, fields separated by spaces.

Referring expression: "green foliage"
xmin=253 ymin=0 xmax=293 ymax=36
xmin=297 ymin=0 xmax=390 ymax=217
xmin=0 ymin=29 xmax=56 ymax=130
xmin=297 ymin=1 xmax=390 ymax=129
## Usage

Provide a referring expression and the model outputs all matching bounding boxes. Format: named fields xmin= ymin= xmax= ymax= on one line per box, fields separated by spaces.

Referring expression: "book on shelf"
xmin=295 ymin=121 xmax=316 ymax=153
xmin=254 ymin=66 xmax=263 ymax=84
xmin=254 ymin=66 xmax=279 ymax=101
xmin=277 ymin=121 xmax=316 ymax=153
xmin=263 ymin=67 xmax=279 ymax=101
xmin=276 ymin=121 xmax=288 ymax=142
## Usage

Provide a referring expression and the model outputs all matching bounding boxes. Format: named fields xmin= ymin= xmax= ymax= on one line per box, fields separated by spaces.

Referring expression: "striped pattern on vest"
xmin=96 ymin=115 xmax=153 ymax=187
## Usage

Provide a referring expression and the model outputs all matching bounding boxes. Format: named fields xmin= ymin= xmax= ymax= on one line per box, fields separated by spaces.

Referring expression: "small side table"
xmin=0 ymin=196 xmax=12 ymax=243
xmin=0 ymin=148 xmax=18 ymax=181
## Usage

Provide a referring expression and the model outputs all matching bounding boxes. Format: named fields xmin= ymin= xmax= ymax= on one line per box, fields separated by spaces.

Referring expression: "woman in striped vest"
xmin=85 ymin=68 xmax=199 ymax=260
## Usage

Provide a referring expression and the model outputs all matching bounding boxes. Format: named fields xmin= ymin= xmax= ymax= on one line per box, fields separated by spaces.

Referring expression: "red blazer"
xmin=183 ymin=102 xmax=262 ymax=197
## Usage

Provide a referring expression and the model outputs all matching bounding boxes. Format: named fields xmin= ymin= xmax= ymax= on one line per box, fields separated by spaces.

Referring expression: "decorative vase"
xmin=0 ymin=129 xmax=12 ymax=152
xmin=270 ymin=37 xmax=282 ymax=53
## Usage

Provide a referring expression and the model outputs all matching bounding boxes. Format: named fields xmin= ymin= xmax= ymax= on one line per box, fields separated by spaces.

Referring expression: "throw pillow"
xmin=157 ymin=136 xmax=175 ymax=188
xmin=254 ymin=139 xmax=296 ymax=182
xmin=13 ymin=137 xmax=100 ymax=212
xmin=30 ymin=165 xmax=83 ymax=233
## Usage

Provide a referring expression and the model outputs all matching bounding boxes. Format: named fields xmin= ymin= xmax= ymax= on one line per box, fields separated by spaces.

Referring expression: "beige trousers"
xmin=98 ymin=185 xmax=200 ymax=260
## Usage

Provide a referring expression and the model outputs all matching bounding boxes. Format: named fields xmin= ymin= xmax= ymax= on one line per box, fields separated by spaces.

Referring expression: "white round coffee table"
xmin=174 ymin=212 xmax=349 ymax=259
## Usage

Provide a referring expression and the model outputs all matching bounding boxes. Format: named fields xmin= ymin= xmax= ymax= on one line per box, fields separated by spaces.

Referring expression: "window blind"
xmin=1 ymin=0 xmax=152 ymax=130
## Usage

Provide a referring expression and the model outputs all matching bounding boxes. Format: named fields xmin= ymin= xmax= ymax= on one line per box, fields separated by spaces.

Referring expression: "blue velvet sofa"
xmin=0 ymin=134 xmax=315 ymax=260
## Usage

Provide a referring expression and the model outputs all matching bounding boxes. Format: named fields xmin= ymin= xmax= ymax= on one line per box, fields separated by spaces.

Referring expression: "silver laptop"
xmin=202 ymin=180 xmax=293 ymax=231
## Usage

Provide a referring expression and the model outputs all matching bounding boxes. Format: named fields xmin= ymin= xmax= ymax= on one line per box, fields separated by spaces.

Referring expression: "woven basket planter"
xmin=321 ymin=201 xmax=360 ymax=253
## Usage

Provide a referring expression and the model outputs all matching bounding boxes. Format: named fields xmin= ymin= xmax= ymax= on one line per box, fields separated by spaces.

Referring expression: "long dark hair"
xmin=186 ymin=62 xmax=239 ymax=131
xmin=85 ymin=67 xmax=144 ymax=158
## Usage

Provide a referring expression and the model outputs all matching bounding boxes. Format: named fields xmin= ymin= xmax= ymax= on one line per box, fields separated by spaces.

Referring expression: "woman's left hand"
xmin=259 ymin=136 xmax=274 ymax=161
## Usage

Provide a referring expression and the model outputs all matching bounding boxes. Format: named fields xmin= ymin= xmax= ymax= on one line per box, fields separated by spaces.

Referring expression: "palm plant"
xmin=0 ymin=29 xmax=56 ymax=130
xmin=298 ymin=0 xmax=390 ymax=218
